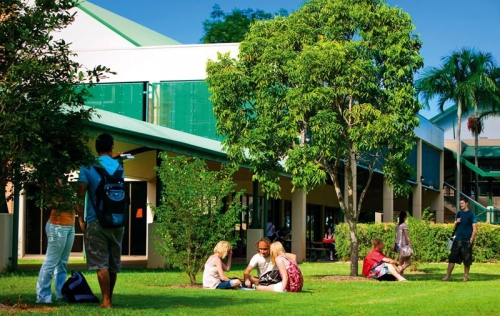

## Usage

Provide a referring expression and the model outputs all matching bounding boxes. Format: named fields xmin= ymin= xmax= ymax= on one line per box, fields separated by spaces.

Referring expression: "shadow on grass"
xmin=2 ymin=291 xmax=279 ymax=312
xmin=311 ymin=271 xmax=500 ymax=282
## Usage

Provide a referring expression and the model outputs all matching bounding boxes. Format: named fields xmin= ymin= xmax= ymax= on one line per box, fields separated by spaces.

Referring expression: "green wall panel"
xmin=85 ymin=83 xmax=144 ymax=120
xmin=155 ymin=81 xmax=221 ymax=140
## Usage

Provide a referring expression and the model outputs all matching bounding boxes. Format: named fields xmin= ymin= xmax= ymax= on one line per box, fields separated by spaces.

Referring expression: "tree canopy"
xmin=0 ymin=0 xmax=111 ymax=210
xmin=206 ymin=0 xmax=423 ymax=275
xmin=201 ymin=4 xmax=287 ymax=43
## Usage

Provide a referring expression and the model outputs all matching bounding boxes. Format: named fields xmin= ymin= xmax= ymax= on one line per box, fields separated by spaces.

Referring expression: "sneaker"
xmin=240 ymin=287 xmax=256 ymax=291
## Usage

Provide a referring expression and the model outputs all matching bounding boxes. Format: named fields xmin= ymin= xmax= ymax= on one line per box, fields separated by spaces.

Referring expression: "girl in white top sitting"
xmin=203 ymin=241 xmax=241 ymax=289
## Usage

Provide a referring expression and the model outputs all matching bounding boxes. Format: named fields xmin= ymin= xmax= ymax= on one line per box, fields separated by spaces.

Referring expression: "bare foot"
xmin=462 ymin=277 xmax=468 ymax=282
xmin=442 ymin=277 xmax=450 ymax=281
xmin=99 ymin=303 xmax=112 ymax=309
xmin=399 ymin=278 xmax=408 ymax=282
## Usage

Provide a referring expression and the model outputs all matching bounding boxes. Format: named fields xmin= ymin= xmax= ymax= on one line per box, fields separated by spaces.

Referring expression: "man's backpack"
xmin=61 ymin=270 xmax=100 ymax=303
xmin=91 ymin=166 xmax=129 ymax=228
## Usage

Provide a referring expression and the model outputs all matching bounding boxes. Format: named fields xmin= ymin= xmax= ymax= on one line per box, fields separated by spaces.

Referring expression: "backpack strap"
xmin=88 ymin=166 xmax=111 ymax=214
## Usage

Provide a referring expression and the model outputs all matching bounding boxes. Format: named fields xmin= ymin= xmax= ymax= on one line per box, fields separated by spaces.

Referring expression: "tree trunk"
xmin=189 ymin=273 xmax=196 ymax=286
xmin=455 ymin=101 xmax=462 ymax=209
xmin=474 ymin=107 xmax=479 ymax=202
xmin=346 ymin=217 xmax=358 ymax=276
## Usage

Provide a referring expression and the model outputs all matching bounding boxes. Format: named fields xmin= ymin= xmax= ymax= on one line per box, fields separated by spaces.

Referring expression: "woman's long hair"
xmin=398 ymin=211 xmax=407 ymax=225
xmin=270 ymin=241 xmax=286 ymax=265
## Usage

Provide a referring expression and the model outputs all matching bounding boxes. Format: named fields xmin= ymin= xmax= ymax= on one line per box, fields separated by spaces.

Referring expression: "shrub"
xmin=150 ymin=154 xmax=244 ymax=285
xmin=336 ymin=216 xmax=500 ymax=263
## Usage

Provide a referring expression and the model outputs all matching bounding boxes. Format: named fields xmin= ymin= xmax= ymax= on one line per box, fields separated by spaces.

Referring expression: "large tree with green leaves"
xmin=0 ymin=0 xmax=110 ymax=212
xmin=206 ymin=0 xmax=423 ymax=276
xmin=151 ymin=154 xmax=243 ymax=285
xmin=416 ymin=48 xmax=498 ymax=206
xmin=201 ymin=4 xmax=287 ymax=43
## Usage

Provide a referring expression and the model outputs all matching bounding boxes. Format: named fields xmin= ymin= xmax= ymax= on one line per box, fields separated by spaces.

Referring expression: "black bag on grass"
xmin=61 ymin=270 xmax=100 ymax=303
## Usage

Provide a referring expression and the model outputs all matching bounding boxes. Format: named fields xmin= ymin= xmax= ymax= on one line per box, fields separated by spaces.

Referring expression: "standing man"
xmin=442 ymin=198 xmax=478 ymax=282
xmin=76 ymin=133 xmax=125 ymax=308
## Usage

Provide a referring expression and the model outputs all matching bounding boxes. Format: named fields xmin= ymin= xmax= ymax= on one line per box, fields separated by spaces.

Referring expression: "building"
xmin=2 ymin=1 xmax=456 ymax=268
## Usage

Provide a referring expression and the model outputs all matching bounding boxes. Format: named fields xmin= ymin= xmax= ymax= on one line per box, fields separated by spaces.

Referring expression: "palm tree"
xmin=415 ymin=48 xmax=498 ymax=209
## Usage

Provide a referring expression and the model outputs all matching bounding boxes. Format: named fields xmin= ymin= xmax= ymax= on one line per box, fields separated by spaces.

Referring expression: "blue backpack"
xmin=61 ymin=271 xmax=99 ymax=303
xmin=90 ymin=166 xmax=129 ymax=228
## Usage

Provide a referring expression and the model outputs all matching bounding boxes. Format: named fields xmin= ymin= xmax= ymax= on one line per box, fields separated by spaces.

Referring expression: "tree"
xmin=151 ymin=154 xmax=243 ymax=285
xmin=416 ymin=48 xmax=498 ymax=206
xmin=201 ymin=4 xmax=287 ymax=43
xmin=206 ymin=0 xmax=422 ymax=276
xmin=0 ymin=0 xmax=111 ymax=213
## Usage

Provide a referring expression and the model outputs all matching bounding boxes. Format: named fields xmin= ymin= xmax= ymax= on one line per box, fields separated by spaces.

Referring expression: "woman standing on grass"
xmin=36 ymin=179 xmax=75 ymax=303
xmin=395 ymin=211 xmax=412 ymax=275
xmin=203 ymin=241 xmax=241 ymax=289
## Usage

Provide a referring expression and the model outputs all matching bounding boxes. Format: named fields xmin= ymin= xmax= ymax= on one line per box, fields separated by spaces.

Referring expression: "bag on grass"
xmin=61 ymin=270 xmax=99 ymax=303
xmin=258 ymin=270 xmax=282 ymax=286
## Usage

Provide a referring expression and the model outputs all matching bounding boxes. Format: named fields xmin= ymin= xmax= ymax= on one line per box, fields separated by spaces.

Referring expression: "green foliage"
xmin=0 ymin=0 xmax=112 ymax=211
xmin=336 ymin=218 xmax=500 ymax=263
xmin=150 ymin=154 xmax=244 ymax=285
xmin=206 ymin=0 xmax=423 ymax=275
xmin=201 ymin=4 xmax=287 ymax=43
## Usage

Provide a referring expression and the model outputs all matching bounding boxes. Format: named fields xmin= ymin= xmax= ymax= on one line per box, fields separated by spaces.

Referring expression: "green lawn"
xmin=1 ymin=261 xmax=498 ymax=315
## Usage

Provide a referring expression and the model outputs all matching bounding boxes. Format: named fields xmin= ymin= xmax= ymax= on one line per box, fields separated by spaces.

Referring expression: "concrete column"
xmin=412 ymin=139 xmax=423 ymax=219
xmin=17 ymin=191 xmax=26 ymax=257
xmin=435 ymin=148 xmax=445 ymax=223
xmin=0 ymin=214 xmax=13 ymax=270
xmin=246 ymin=229 xmax=263 ymax=263
xmin=147 ymin=223 xmax=165 ymax=268
xmin=383 ymin=181 xmax=394 ymax=222
xmin=291 ymin=190 xmax=306 ymax=262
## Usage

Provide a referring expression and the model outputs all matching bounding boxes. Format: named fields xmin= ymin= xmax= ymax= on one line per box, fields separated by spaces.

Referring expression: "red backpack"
xmin=281 ymin=255 xmax=303 ymax=292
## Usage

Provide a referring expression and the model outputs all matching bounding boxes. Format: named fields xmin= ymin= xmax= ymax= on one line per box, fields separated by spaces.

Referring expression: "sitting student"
xmin=203 ymin=241 xmax=241 ymax=289
xmin=324 ymin=226 xmax=336 ymax=261
xmin=362 ymin=238 xmax=408 ymax=282
xmin=256 ymin=242 xmax=303 ymax=292
xmin=243 ymin=237 xmax=274 ymax=287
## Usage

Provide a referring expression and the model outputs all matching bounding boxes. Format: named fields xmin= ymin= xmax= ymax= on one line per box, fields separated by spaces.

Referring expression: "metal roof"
xmin=78 ymin=1 xmax=182 ymax=47
xmin=84 ymin=108 xmax=229 ymax=163
xmin=462 ymin=146 xmax=500 ymax=159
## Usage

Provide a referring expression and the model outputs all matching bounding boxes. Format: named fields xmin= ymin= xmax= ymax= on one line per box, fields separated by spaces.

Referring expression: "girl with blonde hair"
xmin=203 ymin=241 xmax=241 ymax=289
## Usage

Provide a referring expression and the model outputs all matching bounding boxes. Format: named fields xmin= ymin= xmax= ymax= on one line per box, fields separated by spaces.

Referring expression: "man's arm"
xmin=243 ymin=264 xmax=255 ymax=287
xmin=470 ymin=222 xmax=478 ymax=244
xmin=76 ymin=182 xmax=87 ymax=234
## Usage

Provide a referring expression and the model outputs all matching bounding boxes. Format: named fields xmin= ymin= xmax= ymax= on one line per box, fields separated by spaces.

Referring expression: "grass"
xmin=1 ymin=261 xmax=499 ymax=315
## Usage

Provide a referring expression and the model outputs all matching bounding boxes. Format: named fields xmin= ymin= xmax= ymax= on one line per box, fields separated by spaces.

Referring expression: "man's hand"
xmin=79 ymin=217 xmax=86 ymax=234
xmin=245 ymin=279 xmax=252 ymax=287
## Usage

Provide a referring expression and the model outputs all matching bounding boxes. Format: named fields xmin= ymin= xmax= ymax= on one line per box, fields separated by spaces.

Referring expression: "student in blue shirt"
xmin=76 ymin=133 xmax=125 ymax=308
xmin=442 ymin=198 xmax=478 ymax=282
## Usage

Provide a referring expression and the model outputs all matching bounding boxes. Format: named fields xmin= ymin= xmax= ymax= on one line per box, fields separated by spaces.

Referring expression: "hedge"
xmin=335 ymin=217 xmax=500 ymax=263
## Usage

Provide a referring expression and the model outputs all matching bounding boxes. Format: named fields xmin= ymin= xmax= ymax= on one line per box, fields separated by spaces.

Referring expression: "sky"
xmin=88 ymin=0 xmax=500 ymax=119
